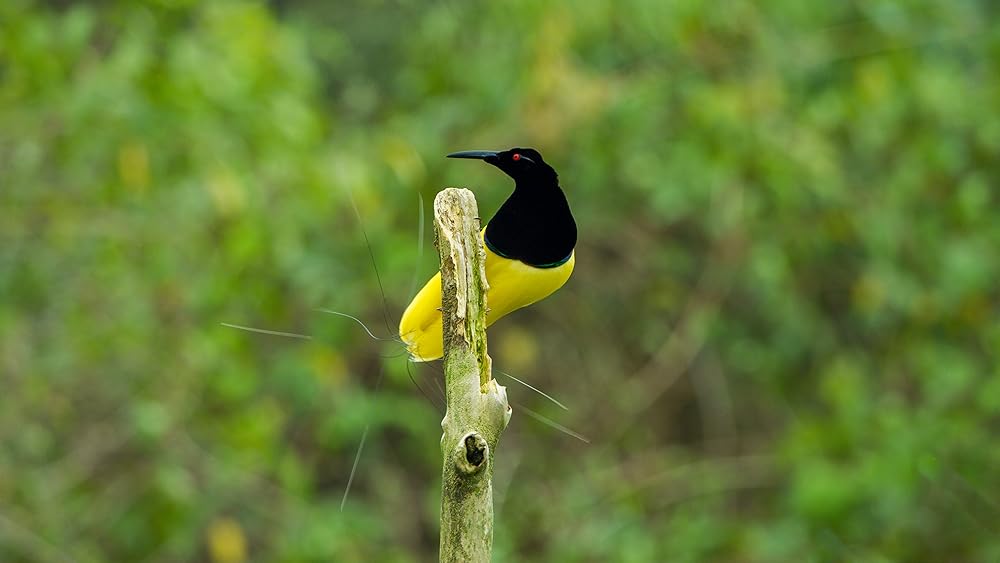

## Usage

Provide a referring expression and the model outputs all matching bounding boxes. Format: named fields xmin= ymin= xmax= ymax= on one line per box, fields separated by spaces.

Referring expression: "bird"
xmin=399 ymin=148 xmax=577 ymax=362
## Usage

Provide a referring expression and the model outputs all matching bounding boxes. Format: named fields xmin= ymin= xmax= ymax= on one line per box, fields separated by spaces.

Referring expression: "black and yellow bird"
xmin=399 ymin=148 xmax=576 ymax=361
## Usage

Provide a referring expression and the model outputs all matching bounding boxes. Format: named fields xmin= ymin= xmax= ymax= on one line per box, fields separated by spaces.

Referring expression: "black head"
xmin=449 ymin=146 xmax=574 ymax=266
xmin=447 ymin=147 xmax=555 ymax=182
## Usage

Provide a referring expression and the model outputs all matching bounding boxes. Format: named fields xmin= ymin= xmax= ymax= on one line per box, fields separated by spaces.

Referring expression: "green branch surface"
xmin=435 ymin=188 xmax=511 ymax=563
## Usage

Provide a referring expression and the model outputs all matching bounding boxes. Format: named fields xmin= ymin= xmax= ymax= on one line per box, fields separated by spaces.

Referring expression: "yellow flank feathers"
xmin=398 ymin=242 xmax=575 ymax=362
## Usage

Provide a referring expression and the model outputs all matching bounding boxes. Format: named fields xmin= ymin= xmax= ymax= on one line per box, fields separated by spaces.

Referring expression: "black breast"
xmin=483 ymin=181 xmax=577 ymax=268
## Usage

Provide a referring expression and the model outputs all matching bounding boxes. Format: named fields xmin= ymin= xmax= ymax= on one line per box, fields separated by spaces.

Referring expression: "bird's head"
xmin=447 ymin=147 xmax=555 ymax=183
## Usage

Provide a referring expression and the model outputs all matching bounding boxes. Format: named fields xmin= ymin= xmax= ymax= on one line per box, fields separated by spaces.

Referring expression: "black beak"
xmin=447 ymin=150 xmax=499 ymax=163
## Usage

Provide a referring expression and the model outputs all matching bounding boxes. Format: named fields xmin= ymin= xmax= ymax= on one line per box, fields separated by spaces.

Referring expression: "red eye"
xmin=512 ymin=153 xmax=521 ymax=161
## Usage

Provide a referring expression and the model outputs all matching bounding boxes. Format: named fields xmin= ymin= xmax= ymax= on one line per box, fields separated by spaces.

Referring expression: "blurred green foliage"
xmin=2 ymin=0 xmax=999 ymax=561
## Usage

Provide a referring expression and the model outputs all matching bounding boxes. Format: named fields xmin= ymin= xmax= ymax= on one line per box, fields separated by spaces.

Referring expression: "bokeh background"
xmin=3 ymin=1 xmax=999 ymax=561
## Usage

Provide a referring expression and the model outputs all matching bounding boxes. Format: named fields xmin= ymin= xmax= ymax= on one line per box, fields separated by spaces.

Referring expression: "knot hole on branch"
xmin=463 ymin=433 xmax=487 ymax=469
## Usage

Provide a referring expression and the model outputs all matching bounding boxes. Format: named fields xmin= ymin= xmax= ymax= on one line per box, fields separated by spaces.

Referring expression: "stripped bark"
xmin=434 ymin=188 xmax=511 ymax=563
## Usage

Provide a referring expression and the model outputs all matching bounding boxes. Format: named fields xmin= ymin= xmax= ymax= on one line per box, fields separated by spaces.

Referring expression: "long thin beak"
xmin=446 ymin=150 xmax=499 ymax=160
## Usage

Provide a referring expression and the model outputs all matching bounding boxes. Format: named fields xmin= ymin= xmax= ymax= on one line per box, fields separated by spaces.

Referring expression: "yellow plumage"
xmin=399 ymin=237 xmax=575 ymax=362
